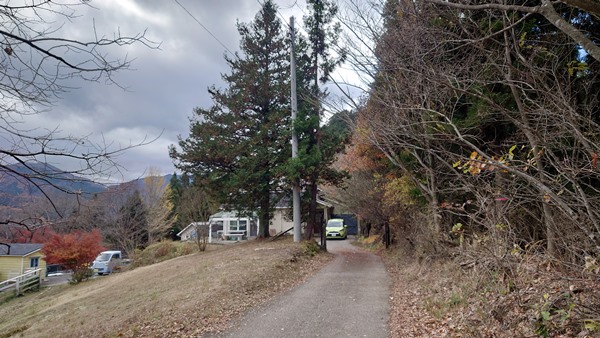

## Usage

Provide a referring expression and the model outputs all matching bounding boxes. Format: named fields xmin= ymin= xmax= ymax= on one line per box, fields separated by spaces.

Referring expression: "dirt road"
xmin=216 ymin=238 xmax=390 ymax=338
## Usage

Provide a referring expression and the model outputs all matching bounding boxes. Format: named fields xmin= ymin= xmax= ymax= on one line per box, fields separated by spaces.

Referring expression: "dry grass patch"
xmin=128 ymin=240 xmax=201 ymax=269
xmin=376 ymin=243 xmax=600 ymax=338
xmin=0 ymin=238 xmax=332 ymax=338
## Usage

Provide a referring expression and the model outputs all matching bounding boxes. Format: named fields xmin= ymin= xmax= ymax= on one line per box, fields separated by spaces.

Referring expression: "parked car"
xmin=91 ymin=250 xmax=122 ymax=275
xmin=325 ymin=218 xmax=348 ymax=239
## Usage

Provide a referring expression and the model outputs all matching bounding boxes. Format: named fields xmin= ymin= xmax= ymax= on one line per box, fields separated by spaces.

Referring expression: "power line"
xmin=280 ymin=0 xmax=299 ymax=10
xmin=173 ymin=0 xmax=236 ymax=57
xmin=259 ymin=0 xmax=360 ymax=113
xmin=294 ymin=1 xmax=308 ymax=16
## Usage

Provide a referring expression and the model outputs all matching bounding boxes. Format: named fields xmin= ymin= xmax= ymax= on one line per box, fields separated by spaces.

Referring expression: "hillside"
xmin=0 ymin=162 xmax=172 ymax=209
xmin=0 ymin=239 xmax=331 ymax=337
xmin=0 ymin=162 xmax=106 ymax=207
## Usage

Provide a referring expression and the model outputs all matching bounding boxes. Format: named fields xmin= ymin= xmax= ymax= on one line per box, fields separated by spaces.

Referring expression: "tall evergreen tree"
xmin=296 ymin=0 xmax=346 ymax=241
xmin=167 ymin=173 xmax=183 ymax=240
xmin=170 ymin=0 xmax=290 ymax=238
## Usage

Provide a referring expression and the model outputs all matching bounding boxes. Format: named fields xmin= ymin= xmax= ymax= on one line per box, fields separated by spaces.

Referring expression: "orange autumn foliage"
xmin=42 ymin=229 xmax=105 ymax=282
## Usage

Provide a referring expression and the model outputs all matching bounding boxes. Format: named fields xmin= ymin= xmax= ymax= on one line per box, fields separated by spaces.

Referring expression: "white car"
xmin=91 ymin=250 xmax=122 ymax=275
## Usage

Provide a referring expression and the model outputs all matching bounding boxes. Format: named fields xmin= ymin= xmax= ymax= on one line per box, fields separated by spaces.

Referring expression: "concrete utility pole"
xmin=290 ymin=17 xmax=301 ymax=242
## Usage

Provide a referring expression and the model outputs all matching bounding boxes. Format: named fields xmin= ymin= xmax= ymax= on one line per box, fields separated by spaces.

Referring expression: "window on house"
xmin=30 ymin=257 xmax=40 ymax=268
xmin=228 ymin=220 xmax=248 ymax=232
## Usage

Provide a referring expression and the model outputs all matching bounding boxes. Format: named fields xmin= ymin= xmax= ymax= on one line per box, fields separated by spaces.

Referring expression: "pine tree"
xmin=296 ymin=0 xmax=346 ymax=241
xmin=170 ymin=0 xmax=290 ymax=238
xmin=167 ymin=173 xmax=183 ymax=240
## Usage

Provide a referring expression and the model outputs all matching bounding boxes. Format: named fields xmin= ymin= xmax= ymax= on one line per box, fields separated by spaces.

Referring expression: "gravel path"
xmin=215 ymin=238 xmax=390 ymax=338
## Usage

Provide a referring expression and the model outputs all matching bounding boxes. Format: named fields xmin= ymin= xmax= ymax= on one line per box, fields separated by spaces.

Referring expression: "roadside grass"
xmin=0 ymin=238 xmax=332 ymax=338
xmin=369 ymin=237 xmax=600 ymax=337
xmin=127 ymin=240 xmax=208 ymax=269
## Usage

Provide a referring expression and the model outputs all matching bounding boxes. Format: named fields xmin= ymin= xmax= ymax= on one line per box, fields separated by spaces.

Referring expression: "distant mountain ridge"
xmin=1 ymin=162 xmax=106 ymax=195
xmin=0 ymin=162 xmax=172 ymax=208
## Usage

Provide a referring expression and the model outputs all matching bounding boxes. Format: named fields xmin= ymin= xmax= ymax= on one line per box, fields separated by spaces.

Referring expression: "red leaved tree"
xmin=42 ymin=230 xmax=105 ymax=283
xmin=10 ymin=225 xmax=56 ymax=244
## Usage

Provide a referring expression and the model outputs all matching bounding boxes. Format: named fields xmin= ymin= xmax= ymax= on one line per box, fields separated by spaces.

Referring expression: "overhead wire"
xmin=174 ymin=0 xmax=358 ymax=117
xmin=173 ymin=0 xmax=236 ymax=58
xmin=289 ymin=0 xmax=363 ymax=114
xmin=172 ymin=0 xmax=355 ymax=111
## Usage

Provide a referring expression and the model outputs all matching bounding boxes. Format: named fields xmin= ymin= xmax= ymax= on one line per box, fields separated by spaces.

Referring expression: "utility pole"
xmin=290 ymin=16 xmax=301 ymax=242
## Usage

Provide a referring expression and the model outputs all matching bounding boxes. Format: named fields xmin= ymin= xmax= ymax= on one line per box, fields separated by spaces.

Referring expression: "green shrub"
xmin=153 ymin=241 xmax=177 ymax=259
xmin=130 ymin=241 xmax=197 ymax=269
xmin=301 ymin=240 xmax=321 ymax=257
xmin=177 ymin=244 xmax=196 ymax=256
xmin=71 ymin=268 xmax=94 ymax=284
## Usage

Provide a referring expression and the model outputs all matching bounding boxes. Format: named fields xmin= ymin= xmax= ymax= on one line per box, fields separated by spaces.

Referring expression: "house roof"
xmin=317 ymin=198 xmax=333 ymax=208
xmin=210 ymin=211 xmax=256 ymax=219
xmin=275 ymin=195 xmax=333 ymax=209
xmin=0 ymin=243 xmax=43 ymax=256
xmin=177 ymin=222 xmax=209 ymax=237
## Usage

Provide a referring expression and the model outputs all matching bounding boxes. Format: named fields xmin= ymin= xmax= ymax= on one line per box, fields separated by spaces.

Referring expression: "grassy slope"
xmin=0 ymin=239 xmax=331 ymax=338
xmin=355 ymin=236 xmax=600 ymax=337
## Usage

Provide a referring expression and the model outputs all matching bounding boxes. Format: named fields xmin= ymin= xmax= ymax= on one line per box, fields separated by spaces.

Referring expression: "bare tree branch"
xmin=0 ymin=1 xmax=160 ymax=229
xmin=427 ymin=0 xmax=600 ymax=62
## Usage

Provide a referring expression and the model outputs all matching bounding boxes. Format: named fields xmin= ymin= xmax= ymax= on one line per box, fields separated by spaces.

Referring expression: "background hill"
xmin=0 ymin=162 xmax=106 ymax=207
xmin=0 ymin=162 xmax=172 ymax=208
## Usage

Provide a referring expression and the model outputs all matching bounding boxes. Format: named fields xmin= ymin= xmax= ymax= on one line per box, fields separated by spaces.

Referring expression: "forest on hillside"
xmin=339 ymin=0 xmax=600 ymax=264
xmin=327 ymin=1 xmax=600 ymax=334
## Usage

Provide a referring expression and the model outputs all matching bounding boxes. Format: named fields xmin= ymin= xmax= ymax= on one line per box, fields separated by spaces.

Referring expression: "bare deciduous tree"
xmin=142 ymin=168 xmax=175 ymax=243
xmin=426 ymin=0 xmax=600 ymax=62
xmin=178 ymin=184 xmax=216 ymax=230
xmin=193 ymin=222 xmax=209 ymax=252
xmin=0 ymin=1 xmax=159 ymax=230
xmin=339 ymin=0 xmax=600 ymax=263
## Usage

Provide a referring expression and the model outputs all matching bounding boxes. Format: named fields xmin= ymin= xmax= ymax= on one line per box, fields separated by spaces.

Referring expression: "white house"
xmin=270 ymin=196 xmax=333 ymax=235
xmin=179 ymin=196 xmax=334 ymax=242
xmin=207 ymin=210 xmax=257 ymax=242
xmin=178 ymin=211 xmax=257 ymax=243
xmin=176 ymin=222 xmax=210 ymax=241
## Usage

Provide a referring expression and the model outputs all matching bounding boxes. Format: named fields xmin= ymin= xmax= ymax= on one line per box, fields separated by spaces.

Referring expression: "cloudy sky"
xmin=13 ymin=0 xmax=371 ymax=183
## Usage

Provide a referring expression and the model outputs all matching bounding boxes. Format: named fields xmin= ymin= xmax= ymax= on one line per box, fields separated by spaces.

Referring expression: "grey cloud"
xmin=32 ymin=0 xmax=307 ymax=181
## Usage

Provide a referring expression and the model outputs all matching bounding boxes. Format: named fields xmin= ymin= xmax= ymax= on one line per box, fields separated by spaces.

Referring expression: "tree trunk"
xmin=503 ymin=30 xmax=557 ymax=257
xmin=304 ymin=180 xmax=318 ymax=240
xmin=259 ymin=191 xmax=271 ymax=238
xmin=305 ymin=46 xmax=321 ymax=241
xmin=426 ymin=147 xmax=441 ymax=236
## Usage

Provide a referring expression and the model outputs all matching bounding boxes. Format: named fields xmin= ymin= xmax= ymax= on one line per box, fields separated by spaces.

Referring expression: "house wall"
xmin=0 ymin=253 xmax=47 ymax=282
xmin=0 ymin=256 xmax=23 ymax=281
xmin=179 ymin=227 xmax=196 ymax=241
xmin=270 ymin=209 xmax=294 ymax=235
xmin=24 ymin=252 xmax=46 ymax=279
